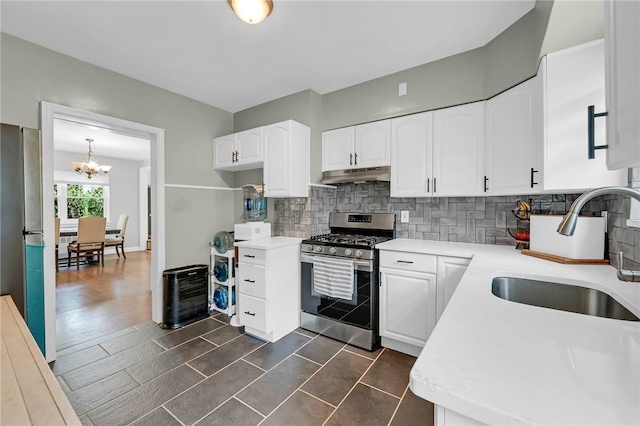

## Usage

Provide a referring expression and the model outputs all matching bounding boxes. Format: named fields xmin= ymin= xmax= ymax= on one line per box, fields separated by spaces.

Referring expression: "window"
xmin=55 ymin=182 xmax=109 ymax=224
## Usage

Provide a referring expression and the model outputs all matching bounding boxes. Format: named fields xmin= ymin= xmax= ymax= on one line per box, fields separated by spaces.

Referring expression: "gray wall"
xmin=54 ymin=150 xmax=143 ymax=249
xmin=1 ymin=33 xmax=235 ymax=268
xmin=321 ymin=1 xmax=554 ymax=130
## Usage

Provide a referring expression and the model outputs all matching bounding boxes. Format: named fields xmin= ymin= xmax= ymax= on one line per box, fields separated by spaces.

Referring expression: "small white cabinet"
xmin=322 ymin=119 xmax=390 ymax=171
xmin=236 ymin=237 xmax=301 ymax=343
xmin=379 ymin=250 xmax=437 ymax=357
xmin=263 ymin=120 xmax=310 ymax=198
xmin=484 ymin=76 xmax=543 ymax=195
xmin=378 ymin=245 xmax=471 ymax=357
xmin=605 ymin=0 xmax=640 ymax=169
xmin=213 ymin=127 xmax=263 ymax=171
xmin=543 ymin=40 xmax=627 ymax=190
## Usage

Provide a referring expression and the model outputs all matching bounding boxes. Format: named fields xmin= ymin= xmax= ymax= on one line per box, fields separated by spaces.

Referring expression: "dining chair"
xmin=105 ymin=214 xmax=128 ymax=259
xmin=55 ymin=217 xmax=61 ymax=272
xmin=67 ymin=216 xmax=107 ymax=270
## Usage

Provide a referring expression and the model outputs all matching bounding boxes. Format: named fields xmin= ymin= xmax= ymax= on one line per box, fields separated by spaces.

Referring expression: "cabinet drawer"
xmin=239 ymin=294 xmax=268 ymax=332
xmin=238 ymin=248 xmax=265 ymax=265
xmin=238 ymin=263 xmax=266 ymax=299
xmin=379 ymin=250 xmax=436 ymax=273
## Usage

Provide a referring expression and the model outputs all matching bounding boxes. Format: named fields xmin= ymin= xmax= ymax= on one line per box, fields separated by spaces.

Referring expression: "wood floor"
xmin=56 ymin=251 xmax=152 ymax=351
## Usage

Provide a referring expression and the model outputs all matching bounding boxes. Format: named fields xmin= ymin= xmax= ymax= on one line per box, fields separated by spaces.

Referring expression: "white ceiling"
xmin=54 ymin=118 xmax=150 ymax=161
xmin=1 ymin=0 xmax=535 ymax=114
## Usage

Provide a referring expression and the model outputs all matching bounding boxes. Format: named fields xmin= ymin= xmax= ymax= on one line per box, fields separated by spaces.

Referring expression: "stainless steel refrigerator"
xmin=1 ymin=123 xmax=46 ymax=353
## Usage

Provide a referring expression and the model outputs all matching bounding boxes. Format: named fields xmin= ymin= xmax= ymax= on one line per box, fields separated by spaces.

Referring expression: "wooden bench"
xmin=1 ymin=295 xmax=81 ymax=425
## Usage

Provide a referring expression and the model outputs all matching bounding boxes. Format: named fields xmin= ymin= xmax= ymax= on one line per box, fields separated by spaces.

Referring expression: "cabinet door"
xmin=436 ymin=256 xmax=470 ymax=322
xmin=263 ymin=122 xmax=291 ymax=196
xmin=355 ymin=120 xmax=391 ymax=168
xmin=605 ymin=0 xmax=640 ymax=169
xmin=391 ymin=112 xmax=433 ymax=197
xmin=380 ymin=268 xmax=437 ymax=348
xmin=236 ymin=127 xmax=263 ymax=168
xmin=213 ymin=134 xmax=236 ymax=170
xmin=433 ymin=103 xmax=484 ymax=196
xmin=544 ymin=41 xmax=626 ymax=190
xmin=322 ymin=127 xmax=355 ymax=171
xmin=485 ymin=76 xmax=543 ymax=195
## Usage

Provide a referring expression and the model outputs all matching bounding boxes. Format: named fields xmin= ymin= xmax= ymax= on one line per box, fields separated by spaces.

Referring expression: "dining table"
xmin=59 ymin=228 xmax=121 ymax=238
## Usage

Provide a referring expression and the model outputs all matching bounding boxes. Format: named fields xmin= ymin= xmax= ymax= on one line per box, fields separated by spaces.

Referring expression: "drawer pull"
xmin=243 ymin=254 xmax=255 ymax=258
xmin=244 ymin=279 xmax=255 ymax=283
xmin=244 ymin=311 xmax=256 ymax=317
xmin=397 ymin=260 xmax=413 ymax=264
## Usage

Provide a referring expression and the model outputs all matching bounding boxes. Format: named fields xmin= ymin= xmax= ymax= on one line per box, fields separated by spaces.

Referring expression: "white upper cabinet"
xmin=322 ymin=127 xmax=354 ymax=171
xmin=433 ymin=102 xmax=485 ymax=196
xmin=322 ymin=120 xmax=390 ymax=171
xmin=213 ymin=127 xmax=263 ymax=171
xmin=263 ymin=120 xmax=310 ymax=198
xmin=391 ymin=103 xmax=484 ymax=198
xmin=354 ymin=120 xmax=391 ymax=168
xmin=605 ymin=0 xmax=640 ymax=169
xmin=484 ymin=76 xmax=543 ymax=195
xmin=391 ymin=111 xmax=434 ymax=197
xmin=543 ymin=40 xmax=627 ymax=191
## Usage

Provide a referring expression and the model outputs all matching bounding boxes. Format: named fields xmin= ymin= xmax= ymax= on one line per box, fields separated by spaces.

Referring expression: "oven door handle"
xmin=301 ymin=253 xmax=373 ymax=271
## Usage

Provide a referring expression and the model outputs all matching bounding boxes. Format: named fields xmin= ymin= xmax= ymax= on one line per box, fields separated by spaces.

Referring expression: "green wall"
xmin=0 ymin=33 xmax=235 ymax=268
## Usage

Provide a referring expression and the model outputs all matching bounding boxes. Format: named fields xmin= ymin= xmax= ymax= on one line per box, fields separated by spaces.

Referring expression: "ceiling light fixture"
xmin=72 ymin=138 xmax=112 ymax=179
xmin=228 ymin=0 xmax=273 ymax=24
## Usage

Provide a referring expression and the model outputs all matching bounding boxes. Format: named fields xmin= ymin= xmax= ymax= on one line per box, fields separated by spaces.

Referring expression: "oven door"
xmin=301 ymin=253 xmax=376 ymax=330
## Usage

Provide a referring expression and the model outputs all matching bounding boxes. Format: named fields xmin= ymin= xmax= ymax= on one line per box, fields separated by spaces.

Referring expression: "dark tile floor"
xmin=52 ymin=313 xmax=434 ymax=426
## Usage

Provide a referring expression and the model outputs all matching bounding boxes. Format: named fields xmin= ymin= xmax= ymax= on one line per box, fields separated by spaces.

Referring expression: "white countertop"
xmin=376 ymin=239 xmax=640 ymax=426
xmin=234 ymin=236 xmax=303 ymax=250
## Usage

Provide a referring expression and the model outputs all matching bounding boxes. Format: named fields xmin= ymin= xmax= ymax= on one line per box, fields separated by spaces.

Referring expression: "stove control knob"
xmin=344 ymin=249 xmax=353 ymax=256
xmin=315 ymin=246 xmax=323 ymax=253
xmin=355 ymin=250 xmax=363 ymax=258
xmin=329 ymin=247 xmax=337 ymax=254
xmin=307 ymin=245 xmax=314 ymax=251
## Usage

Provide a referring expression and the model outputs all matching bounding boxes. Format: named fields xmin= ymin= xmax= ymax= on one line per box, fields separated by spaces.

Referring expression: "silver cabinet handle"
xmin=243 ymin=254 xmax=255 ymax=258
xmin=427 ymin=178 xmax=430 ymax=193
xmin=244 ymin=311 xmax=256 ymax=316
xmin=396 ymin=260 xmax=413 ymax=264
xmin=350 ymin=153 xmax=353 ymax=166
xmin=354 ymin=152 xmax=358 ymax=166
xmin=244 ymin=279 xmax=255 ymax=283
xmin=530 ymin=168 xmax=539 ymax=188
xmin=433 ymin=177 xmax=437 ymax=193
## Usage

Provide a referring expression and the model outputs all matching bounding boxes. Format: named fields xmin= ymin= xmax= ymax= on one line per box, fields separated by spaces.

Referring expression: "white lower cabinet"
xmin=379 ymin=249 xmax=470 ymax=356
xmin=435 ymin=405 xmax=488 ymax=426
xmin=236 ymin=238 xmax=301 ymax=342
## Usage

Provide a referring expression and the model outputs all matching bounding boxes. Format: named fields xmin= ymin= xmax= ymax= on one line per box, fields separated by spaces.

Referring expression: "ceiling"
xmin=1 ymin=0 xmax=535 ymax=114
xmin=55 ymin=118 xmax=150 ymax=161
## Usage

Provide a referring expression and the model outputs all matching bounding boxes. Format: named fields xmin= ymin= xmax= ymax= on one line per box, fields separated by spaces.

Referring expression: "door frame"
xmin=41 ymin=102 xmax=166 ymax=361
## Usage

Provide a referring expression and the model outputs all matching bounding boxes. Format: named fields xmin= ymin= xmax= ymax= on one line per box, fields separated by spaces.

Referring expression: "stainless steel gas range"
xmin=300 ymin=212 xmax=395 ymax=351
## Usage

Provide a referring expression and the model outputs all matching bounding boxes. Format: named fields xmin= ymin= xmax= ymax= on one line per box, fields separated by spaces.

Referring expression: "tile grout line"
xmin=320 ymin=347 xmax=387 ymax=426
xmin=185 ymin=362 xmax=208 ymax=378
xmin=359 ymin=381 xmax=403 ymax=400
xmin=341 ymin=347 xmax=381 ymax=361
xmin=255 ymin=341 xmax=349 ymax=425
xmin=232 ymin=396 xmax=267 ymax=418
xmin=160 ymin=405 xmax=187 ymax=426
xmin=292 ymin=352 xmax=324 ymax=367
xmin=298 ymin=389 xmax=337 ymax=408
xmin=386 ymin=384 xmax=410 ymax=426
xmin=241 ymin=358 xmax=268 ymax=372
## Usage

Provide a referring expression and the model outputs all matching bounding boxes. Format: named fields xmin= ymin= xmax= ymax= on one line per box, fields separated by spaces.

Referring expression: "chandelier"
xmin=72 ymin=138 xmax=112 ymax=179
xmin=228 ymin=0 xmax=273 ymax=24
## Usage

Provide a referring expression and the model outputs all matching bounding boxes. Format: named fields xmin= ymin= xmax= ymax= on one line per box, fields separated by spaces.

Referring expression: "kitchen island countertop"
xmin=375 ymin=238 xmax=640 ymax=425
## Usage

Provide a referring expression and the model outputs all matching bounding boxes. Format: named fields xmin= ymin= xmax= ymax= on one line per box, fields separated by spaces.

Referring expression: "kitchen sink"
xmin=491 ymin=277 xmax=639 ymax=321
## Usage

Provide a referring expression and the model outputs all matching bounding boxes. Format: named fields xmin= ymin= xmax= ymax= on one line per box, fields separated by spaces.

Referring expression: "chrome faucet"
xmin=557 ymin=186 xmax=640 ymax=282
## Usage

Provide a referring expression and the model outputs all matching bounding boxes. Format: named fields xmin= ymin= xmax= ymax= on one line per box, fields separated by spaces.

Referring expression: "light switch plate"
xmin=401 ymin=211 xmax=409 ymax=223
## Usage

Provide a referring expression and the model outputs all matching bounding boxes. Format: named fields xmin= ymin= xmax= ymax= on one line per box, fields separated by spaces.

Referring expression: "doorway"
xmin=41 ymin=102 xmax=165 ymax=362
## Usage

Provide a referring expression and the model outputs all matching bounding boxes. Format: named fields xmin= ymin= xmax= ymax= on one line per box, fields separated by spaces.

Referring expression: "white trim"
xmin=139 ymin=167 xmax=150 ymax=256
xmin=309 ymin=183 xmax=337 ymax=189
xmin=41 ymin=101 xmax=165 ymax=362
xmin=165 ymin=183 xmax=240 ymax=191
xmin=626 ymin=219 xmax=640 ymax=228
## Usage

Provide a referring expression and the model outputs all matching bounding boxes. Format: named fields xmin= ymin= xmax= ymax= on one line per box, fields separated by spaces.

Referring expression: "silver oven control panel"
xmin=301 ymin=244 xmax=374 ymax=260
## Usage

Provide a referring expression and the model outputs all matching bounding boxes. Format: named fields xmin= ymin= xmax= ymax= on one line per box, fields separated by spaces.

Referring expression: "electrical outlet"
xmin=401 ymin=211 xmax=409 ymax=223
xmin=399 ymin=82 xmax=407 ymax=96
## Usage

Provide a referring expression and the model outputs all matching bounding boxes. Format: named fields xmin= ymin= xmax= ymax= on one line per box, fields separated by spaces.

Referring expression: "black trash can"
xmin=161 ymin=264 xmax=209 ymax=329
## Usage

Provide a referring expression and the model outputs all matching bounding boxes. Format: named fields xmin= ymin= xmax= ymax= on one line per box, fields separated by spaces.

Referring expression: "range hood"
xmin=322 ymin=166 xmax=391 ymax=184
